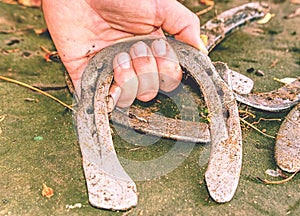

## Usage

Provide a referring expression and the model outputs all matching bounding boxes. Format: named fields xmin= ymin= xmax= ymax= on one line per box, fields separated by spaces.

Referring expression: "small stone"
xmin=2 ymin=199 xmax=9 ymax=204
xmin=246 ymin=67 xmax=255 ymax=73
xmin=255 ymin=70 xmax=265 ymax=76
xmin=22 ymin=51 xmax=31 ymax=57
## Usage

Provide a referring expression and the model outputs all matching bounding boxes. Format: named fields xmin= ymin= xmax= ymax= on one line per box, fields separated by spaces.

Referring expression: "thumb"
xmin=158 ymin=0 xmax=208 ymax=55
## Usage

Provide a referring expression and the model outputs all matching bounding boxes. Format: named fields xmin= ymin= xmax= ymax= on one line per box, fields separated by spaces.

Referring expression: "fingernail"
xmin=117 ymin=52 xmax=131 ymax=69
xmin=152 ymin=39 xmax=166 ymax=56
xmin=133 ymin=41 xmax=148 ymax=57
xmin=108 ymin=85 xmax=122 ymax=112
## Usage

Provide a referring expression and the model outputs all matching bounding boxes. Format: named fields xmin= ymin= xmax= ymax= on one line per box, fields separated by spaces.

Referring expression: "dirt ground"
xmin=0 ymin=0 xmax=299 ymax=215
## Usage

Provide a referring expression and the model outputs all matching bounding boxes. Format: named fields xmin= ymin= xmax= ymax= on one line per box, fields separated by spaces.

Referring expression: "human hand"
xmin=43 ymin=0 xmax=207 ymax=108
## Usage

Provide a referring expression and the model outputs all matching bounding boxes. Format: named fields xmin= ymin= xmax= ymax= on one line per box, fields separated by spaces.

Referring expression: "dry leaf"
xmin=199 ymin=0 xmax=214 ymax=6
xmin=34 ymin=28 xmax=48 ymax=35
xmin=42 ymin=183 xmax=54 ymax=198
xmin=257 ymin=13 xmax=275 ymax=24
xmin=18 ymin=0 xmax=41 ymax=7
xmin=200 ymin=34 xmax=208 ymax=47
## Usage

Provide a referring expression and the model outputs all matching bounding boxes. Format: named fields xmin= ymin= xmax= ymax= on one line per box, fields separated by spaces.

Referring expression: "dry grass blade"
xmin=239 ymin=117 xmax=275 ymax=139
xmin=196 ymin=4 xmax=214 ymax=16
xmin=196 ymin=0 xmax=215 ymax=16
xmin=257 ymin=168 xmax=300 ymax=184
xmin=0 ymin=76 xmax=75 ymax=112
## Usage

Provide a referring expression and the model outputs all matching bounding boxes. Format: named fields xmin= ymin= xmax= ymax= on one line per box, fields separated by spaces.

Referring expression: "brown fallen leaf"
xmin=18 ymin=0 xmax=41 ymax=7
xmin=34 ymin=28 xmax=48 ymax=35
xmin=199 ymin=0 xmax=214 ymax=6
xmin=42 ymin=183 xmax=54 ymax=198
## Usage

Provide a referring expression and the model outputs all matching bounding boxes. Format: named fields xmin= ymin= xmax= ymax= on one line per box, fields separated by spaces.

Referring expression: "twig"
xmin=239 ymin=117 xmax=275 ymax=139
xmin=252 ymin=117 xmax=282 ymax=125
xmin=269 ymin=59 xmax=278 ymax=68
xmin=0 ymin=25 xmax=35 ymax=34
xmin=31 ymin=83 xmax=67 ymax=91
xmin=196 ymin=3 xmax=215 ymax=16
xmin=239 ymin=108 xmax=256 ymax=118
xmin=0 ymin=76 xmax=75 ymax=112
xmin=40 ymin=45 xmax=51 ymax=53
xmin=257 ymin=168 xmax=300 ymax=184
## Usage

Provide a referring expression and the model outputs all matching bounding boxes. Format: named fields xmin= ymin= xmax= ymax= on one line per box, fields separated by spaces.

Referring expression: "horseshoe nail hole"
xmin=206 ymin=68 xmax=213 ymax=76
xmin=90 ymin=86 xmax=96 ymax=92
xmin=86 ymin=107 xmax=94 ymax=114
xmin=223 ymin=110 xmax=230 ymax=118
xmin=217 ymin=89 xmax=224 ymax=96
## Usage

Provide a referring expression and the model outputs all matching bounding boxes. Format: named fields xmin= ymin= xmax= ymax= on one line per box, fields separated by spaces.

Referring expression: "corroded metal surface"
xmin=275 ymin=103 xmax=300 ymax=173
xmin=200 ymin=2 xmax=269 ymax=52
xmin=76 ymin=38 xmax=242 ymax=209
xmin=235 ymin=77 xmax=300 ymax=112
xmin=109 ymin=2 xmax=268 ymax=144
xmin=214 ymin=63 xmax=300 ymax=112
xmin=111 ymin=106 xmax=210 ymax=143
xmin=213 ymin=62 xmax=254 ymax=95
xmin=76 ymin=49 xmax=138 ymax=210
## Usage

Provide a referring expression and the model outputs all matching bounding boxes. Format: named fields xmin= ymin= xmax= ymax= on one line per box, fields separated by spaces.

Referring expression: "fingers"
xmin=158 ymin=0 xmax=208 ymax=55
xmin=112 ymin=52 xmax=138 ymax=108
xmin=109 ymin=39 xmax=181 ymax=110
xmin=151 ymin=39 xmax=182 ymax=92
xmin=130 ymin=41 xmax=160 ymax=102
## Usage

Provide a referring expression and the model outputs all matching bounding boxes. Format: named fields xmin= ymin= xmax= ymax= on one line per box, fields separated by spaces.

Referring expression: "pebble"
xmin=255 ymin=69 xmax=265 ymax=76
xmin=246 ymin=67 xmax=255 ymax=73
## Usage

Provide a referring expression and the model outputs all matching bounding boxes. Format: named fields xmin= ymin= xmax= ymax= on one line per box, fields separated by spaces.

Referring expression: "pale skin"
xmin=42 ymin=0 xmax=207 ymax=108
